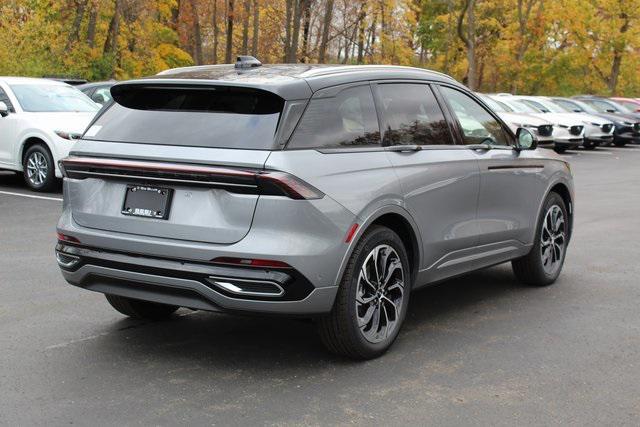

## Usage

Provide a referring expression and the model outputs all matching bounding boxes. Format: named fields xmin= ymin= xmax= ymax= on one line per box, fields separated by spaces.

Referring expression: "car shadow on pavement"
xmin=95 ymin=264 xmax=529 ymax=368
xmin=0 ymin=171 xmax=63 ymax=193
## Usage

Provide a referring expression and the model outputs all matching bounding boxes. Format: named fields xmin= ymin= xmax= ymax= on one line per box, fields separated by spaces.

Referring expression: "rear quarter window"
xmin=287 ymin=85 xmax=380 ymax=149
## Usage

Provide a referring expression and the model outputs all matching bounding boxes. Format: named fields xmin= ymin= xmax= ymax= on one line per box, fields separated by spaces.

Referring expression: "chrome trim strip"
xmin=207 ymin=275 xmax=285 ymax=298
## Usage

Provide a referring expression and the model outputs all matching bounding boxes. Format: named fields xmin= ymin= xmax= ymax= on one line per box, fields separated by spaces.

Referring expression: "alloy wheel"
xmin=540 ymin=205 xmax=566 ymax=274
xmin=26 ymin=151 xmax=48 ymax=187
xmin=355 ymin=244 xmax=405 ymax=343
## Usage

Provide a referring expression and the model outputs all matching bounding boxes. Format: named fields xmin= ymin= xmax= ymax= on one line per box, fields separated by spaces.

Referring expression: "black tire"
xmin=512 ymin=192 xmax=569 ymax=286
xmin=583 ymin=142 xmax=596 ymax=150
xmin=22 ymin=144 xmax=56 ymax=191
xmin=105 ymin=294 xmax=179 ymax=320
xmin=554 ymin=146 xmax=567 ymax=153
xmin=614 ymin=140 xmax=627 ymax=147
xmin=317 ymin=225 xmax=411 ymax=359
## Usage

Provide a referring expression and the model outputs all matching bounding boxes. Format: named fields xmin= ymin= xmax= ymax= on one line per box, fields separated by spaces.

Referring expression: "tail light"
xmin=59 ymin=157 xmax=324 ymax=200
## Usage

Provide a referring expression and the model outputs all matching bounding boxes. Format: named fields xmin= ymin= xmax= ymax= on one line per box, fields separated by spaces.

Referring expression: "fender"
xmin=332 ymin=204 xmax=423 ymax=289
xmin=15 ymin=130 xmax=56 ymax=170
xmin=531 ymin=167 xmax=574 ymax=244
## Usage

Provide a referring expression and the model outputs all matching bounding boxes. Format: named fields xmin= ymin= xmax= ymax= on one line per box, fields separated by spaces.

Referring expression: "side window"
xmin=439 ymin=86 xmax=509 ymax=146
xmin=0 ymin=88 xmax=15 ymax=112
xmin=377 ymin=83 xmax=453 ymax=146
xmin=288 ymin=85 xmax=380 ymax=149
xmin=92 ymin=87 xmax=112 ymax=104
xmin=591 ymin=100 xmax=619 ymax=113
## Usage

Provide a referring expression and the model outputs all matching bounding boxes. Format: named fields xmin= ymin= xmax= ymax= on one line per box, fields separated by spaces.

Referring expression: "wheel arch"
xmin=20 ymin=136 xmax=52 ymax=166
xmin=335 ymin=205 xmax=422 ymax=289
xmin=548 ymin=181 xmax=574 ymax=240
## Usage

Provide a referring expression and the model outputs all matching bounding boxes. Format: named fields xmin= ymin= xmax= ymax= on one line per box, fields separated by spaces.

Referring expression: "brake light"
xmin=211 ymin=257 xmax=291 ymax=268
xmin=59 ymin=157 xmax=324 ymax=200
xmin=257 ymin=171 xmax=324 ymax=200
xmin=57 ymin=232 xmax=80 ymax=244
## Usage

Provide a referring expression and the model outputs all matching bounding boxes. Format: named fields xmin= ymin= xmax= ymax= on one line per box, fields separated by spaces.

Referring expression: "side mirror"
xmin=515 ymin=128 xmax=537 ymax=151
xmin=0 ymin=101 xmax=8 ymax=117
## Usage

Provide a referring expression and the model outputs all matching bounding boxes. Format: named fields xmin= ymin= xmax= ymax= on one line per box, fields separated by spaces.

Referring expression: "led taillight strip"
xmin=59 ymin=156 xmax=324 ymax=200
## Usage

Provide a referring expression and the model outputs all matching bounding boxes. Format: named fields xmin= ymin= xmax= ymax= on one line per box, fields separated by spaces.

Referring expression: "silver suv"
xmin=56 ymin=59 xmax=574 ymax=359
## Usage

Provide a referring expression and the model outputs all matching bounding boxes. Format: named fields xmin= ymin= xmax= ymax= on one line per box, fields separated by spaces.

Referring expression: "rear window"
xmin=84 ymin=85 xmax=285 ymax=149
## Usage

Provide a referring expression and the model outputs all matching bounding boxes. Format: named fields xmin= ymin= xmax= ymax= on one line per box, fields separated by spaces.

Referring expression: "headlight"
xmin=54 ymin=130 xmax=83 ymax=141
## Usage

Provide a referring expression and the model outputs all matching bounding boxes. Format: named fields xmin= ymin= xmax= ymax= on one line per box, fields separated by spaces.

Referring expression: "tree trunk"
xmin=251 ymin=0 xmax=259 ymax=56
xmin=287 ymin=0 xmax=303 ymax=62
xmin=457 ymin=0 xmax=477 ymax=90
xmin=356 ymin=3 xmax=366 ymax=63
xmin=284 ymin=0 xmax=293 ymax=61
xmin=86 ymin=0 xmax=97 ymax=47
xmin=103 ymin=0 xmax=121 ymax=56
xmin=65 ymin=0 xmax=87 ymax=51
xmin=225 ymin=0 xmax=234 ymax=63
xmin=608 ymin=13 xmax=629 ymax=95
xmin=318 ymin=0 xmax=334 ymax=63
xmin=241 ymin=0 xmax=250 ymax=54
xmin=213 ymin=0 xmax=219 ymax=63
xmin=300 ymin=0 xmax=312 ymax=62
xmin=190 ymin=0 xmax=203 ymax=64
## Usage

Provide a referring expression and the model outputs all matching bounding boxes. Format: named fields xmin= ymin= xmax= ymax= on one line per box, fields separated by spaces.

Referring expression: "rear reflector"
xmin=56 ymin=232 xmax=80 ymax=244
xmin=345 ymin=223 xmax=359 ymax=243
xmin=211 ymin=257 xmax=291 ymax=269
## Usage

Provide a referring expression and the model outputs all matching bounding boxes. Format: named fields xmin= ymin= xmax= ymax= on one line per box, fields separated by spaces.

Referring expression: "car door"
xmin=0 ymin=86 xmax=18 ymax=165
xmin=437 ymin=85 xmax=548 ymax=250
xmin=372 ymin=82 xmax=481 ymax=281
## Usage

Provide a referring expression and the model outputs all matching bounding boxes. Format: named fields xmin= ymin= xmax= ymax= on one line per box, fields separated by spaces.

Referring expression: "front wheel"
xmin=512 ymin=192 xmax=569 ymax=286
xmin=23 ymin=144 xmax=56 ymax=191
xmin=317 ymin=226 xmax=411 ymax=359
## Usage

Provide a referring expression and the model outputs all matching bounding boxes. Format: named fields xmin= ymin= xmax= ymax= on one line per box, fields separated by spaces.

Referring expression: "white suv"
xmin=0 ymin=77 xmax=99 ymax=191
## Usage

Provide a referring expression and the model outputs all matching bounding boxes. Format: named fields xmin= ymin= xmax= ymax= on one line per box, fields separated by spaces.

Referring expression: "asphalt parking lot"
xmin=1 ymin=146 xmax=640 ymax=426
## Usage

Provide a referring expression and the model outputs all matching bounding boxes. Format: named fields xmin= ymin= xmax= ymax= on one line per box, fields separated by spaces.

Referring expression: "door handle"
xmin=467 ymin=143 xmax=492 ymax=151
xmin=385 ymin=145 xmax=422 ymax=152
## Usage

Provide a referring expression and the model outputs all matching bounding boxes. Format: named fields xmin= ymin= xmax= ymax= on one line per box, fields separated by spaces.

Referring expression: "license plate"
xmin=122 ymin=185 xmax=172 ymax=219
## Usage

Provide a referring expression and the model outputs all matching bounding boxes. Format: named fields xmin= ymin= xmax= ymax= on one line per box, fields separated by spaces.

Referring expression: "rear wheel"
xmin=23 ymin=144 xmax=56 ymax=191
xmin=317 ymin=225 xmax=411 ymax=359
xmin=512 ymin=192 xmax=568 ymax=286
xmin=105 ymin=294 xmax=179 ymax=320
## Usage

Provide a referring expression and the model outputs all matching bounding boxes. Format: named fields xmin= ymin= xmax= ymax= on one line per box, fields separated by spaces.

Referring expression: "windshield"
xmin=533 ymin=98 xmax=566 ymax=113
xmin=10 ymin=84 xmax=99 ymax=113
xmin=552 ymin=99 xmax=599 ymax=114
xmin=478 ymin=95 xmax=512 ymax=112
xmin=497 ymin=98 xmax=539 ymax=113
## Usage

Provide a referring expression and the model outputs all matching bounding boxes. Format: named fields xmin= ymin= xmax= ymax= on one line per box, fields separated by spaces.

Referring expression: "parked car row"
xmin=479 ymin=93 xmax=640 ymax=152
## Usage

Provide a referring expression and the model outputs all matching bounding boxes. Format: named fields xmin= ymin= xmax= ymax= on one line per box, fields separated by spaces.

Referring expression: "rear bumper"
xmin=56 ymin=243 xmax=338 ymax=315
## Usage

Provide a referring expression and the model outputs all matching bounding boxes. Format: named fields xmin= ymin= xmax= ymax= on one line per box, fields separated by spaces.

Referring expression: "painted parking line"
xmin=0 ymin=190 xmax=62 ymax=201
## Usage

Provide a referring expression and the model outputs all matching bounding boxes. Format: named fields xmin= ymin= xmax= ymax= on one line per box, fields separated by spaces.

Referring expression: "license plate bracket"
xmin=121 ymin=185 xmax=172 ymax=220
